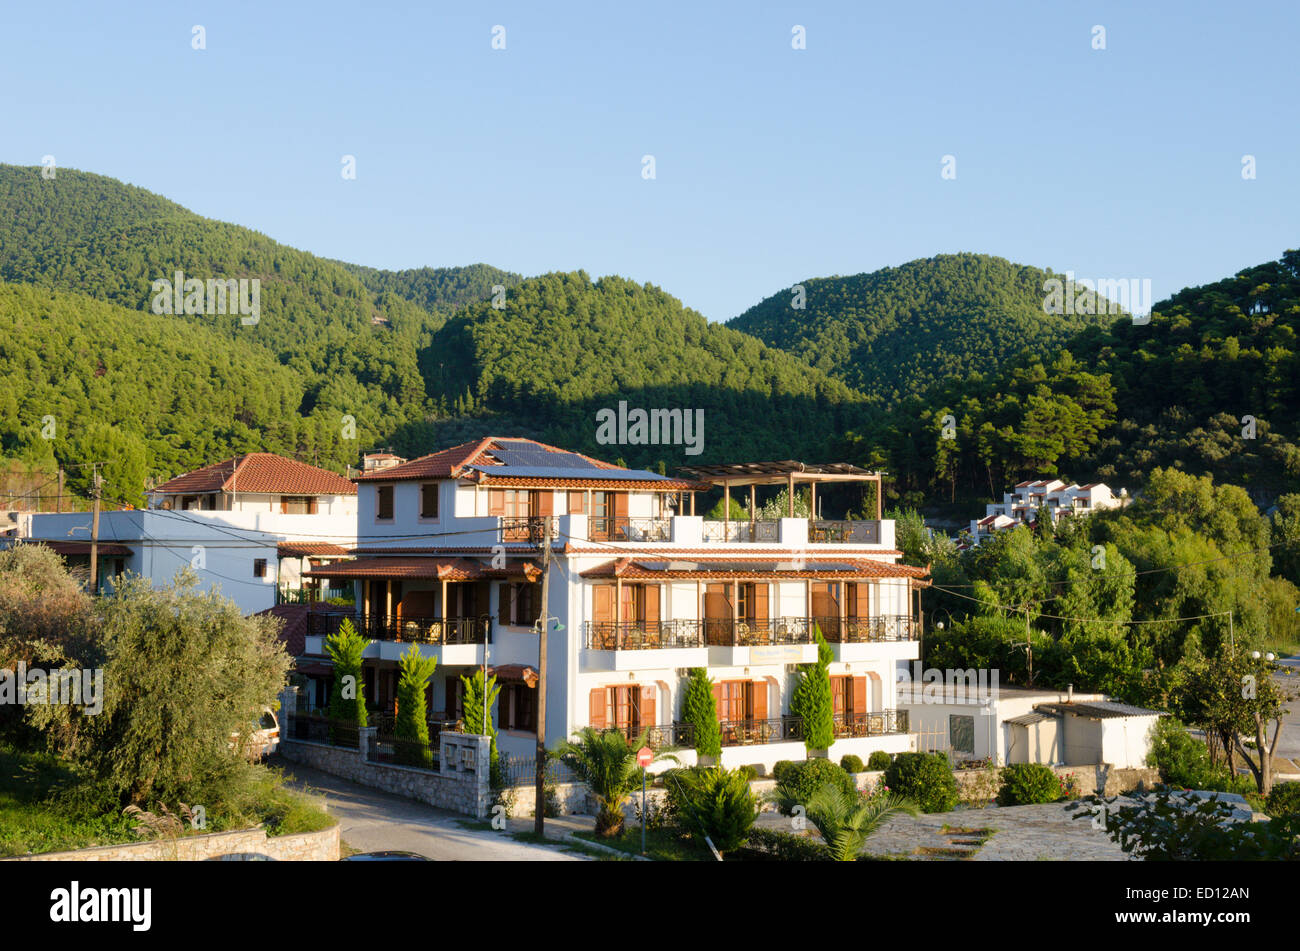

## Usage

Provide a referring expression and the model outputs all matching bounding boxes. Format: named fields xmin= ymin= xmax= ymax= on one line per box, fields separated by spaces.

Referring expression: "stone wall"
xmin=952 ymin=764 xmax=1160 ymax=802
xmin=278 ymin=728 xmax=492 ymax=819
xmin=5 ymin=824 xmax=339 ymax=862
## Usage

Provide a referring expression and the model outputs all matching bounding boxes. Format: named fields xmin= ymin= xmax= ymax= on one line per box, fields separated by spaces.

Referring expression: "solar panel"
xmin=489 ymin=448 xmax=600 ymax=470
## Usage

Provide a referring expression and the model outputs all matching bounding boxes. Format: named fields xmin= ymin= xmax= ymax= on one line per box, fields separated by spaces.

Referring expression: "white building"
xmin=969 ymin=479 xmax=1124 ymax=545
xmin=299 ymin=437 xmax=931 ymax=773
xmin=899 ymin=684 xmax=1163 ymax=769
xmin=16 ymin=453 xmax=357 ymax=614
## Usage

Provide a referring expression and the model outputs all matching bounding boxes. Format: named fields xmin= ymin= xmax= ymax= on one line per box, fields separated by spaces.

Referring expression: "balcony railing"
xmin=305 ymin=613 xmax=491 ymax=645
xmin=599 ymin=711 xmax=908 ymax=749
xmin=587 ymin=516 xmax=672 ymax=543
xmin=586 ymin=619 xmax=705 ymax=650
xmin=703 ymin=617 xmax=817 ymax=647
xmin=701 ymin=520 xmax=780 ymax=543
xmin=499 ymin=516 xmax=552 ymax=543
xmin=809 ymin=519 xmax=880 ymax=544
xmin=832 ymin=709 xmax=909 ymax=738
xmin=812 ymin=615 xmax=917 ymax=643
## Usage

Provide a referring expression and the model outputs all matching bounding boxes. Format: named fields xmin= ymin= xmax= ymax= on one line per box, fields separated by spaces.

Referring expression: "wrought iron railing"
xmin=812 ymin=615 xmax=917 ymax=643
xmin=585 ymin=619 xmax=705 ymax=650
xmin=287 ymin=713 xmax=360 ymax=749
xmin=599 ymin=722 xmax=695 ymax=749
xmin=497 ymin=753 xmax=579 ymax=786
xmin=278 ymin=586 xmax=350 ymax=605
xmin=305 ymin=613 xmax=491 ymax=644
xmin=704 ymin=616 xmax=817 ymax=647
xmin=831 ymin=709 xmax=909 ymax=738
xmin=586 ymin=516 xmax=672 ymax=543
xmin=499 ymin=516 xmax=553 ymax=543
xmin=718 ymin=717 xmax=805 ymax=746
xmin=809 ymin=519 xmax=880 ymax=544
xmin=701 ymin=520 xmax=780 ymax=543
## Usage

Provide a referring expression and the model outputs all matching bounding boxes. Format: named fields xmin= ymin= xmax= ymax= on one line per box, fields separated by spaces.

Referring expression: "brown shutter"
xmin=498 ymin=583 xmax=513 ymax=625
xmin=519 ymin=583 xmax=534 ymax=624
xmin=751 ymin=681 xmax=768 ymax=720
xmin=567 ymin=490 xmax=585 ymax=514
xmin=831 ymin=675 xmax=848 ymax=716
xmin=589 ymin=688 xmax=607 ymax=729
xmin=487 ymin=489 xmax=505 ymax=516
xmin=753 ymin=583 xmax=769 ymax=623
xmin=593 ymin=585 xmax=614 ymax=624
xmin=279 ymin=497 xmax=287 ymax=514
xmin=853 ymin=676 xmax=867 ymax=715
xmin=613 ymin=493 xmax=629 ymax=519
xmin=644 ymin=585 xmax=660 ymax=626
xmin=536 ymin=491 xmax=554 ymax=516
xmin=640 ymin=685 xmax=656 ymax=728
xmin=712 ymin=683 xmax=724 ymax=720
xmin=310 ymin=497 xmax=318 ymax=515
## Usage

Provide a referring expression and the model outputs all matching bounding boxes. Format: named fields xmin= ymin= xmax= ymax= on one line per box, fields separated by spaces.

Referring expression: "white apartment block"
xmin=15 ymin=453 xmax=357 ymax=614
xmin=968 ymin=479 xmax=1124 ymax=545
xmin=299 ymin=437 xmax=930 ymax=773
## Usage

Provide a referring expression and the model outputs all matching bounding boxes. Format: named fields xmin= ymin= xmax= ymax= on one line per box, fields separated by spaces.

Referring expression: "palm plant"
xmin=775 ymin=782 xmax=919 ymax=860
xmin=554 ymin=727 xmax=675 ymax=837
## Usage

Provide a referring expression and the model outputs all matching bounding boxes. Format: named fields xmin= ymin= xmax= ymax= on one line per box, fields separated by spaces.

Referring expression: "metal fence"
xmin=288 ymin=713 xmax=360 ymax=749
xmin=498 ymin=753 xmax=578 ymax=787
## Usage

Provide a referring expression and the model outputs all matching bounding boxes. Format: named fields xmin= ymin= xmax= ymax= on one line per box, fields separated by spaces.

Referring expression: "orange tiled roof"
xmin=276 ymin=542 xmax=351 ymax=558
xmin=154 ymin=453 xmax=356 ymax=497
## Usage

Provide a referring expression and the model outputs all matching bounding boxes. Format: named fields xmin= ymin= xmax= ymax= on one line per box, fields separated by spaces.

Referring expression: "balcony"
xmin=587 ymin=516 xmax=672 ymax=543
xmin=583 ymin=620 xmax=709 ymax=671
xmin=600 ymin=709 xmax=908 ymax=750
xmin=701 ymin=519 xmax=780 ymax=543
xmin=809 ymin=519 xmax=880 ymax=544
xmin=498 ymin=516 xmax=554 ymax=544
xmin=304 ymin=613 xmax=491 ymax=665
xmin=815 ymin=614 xmax=920 ymax=662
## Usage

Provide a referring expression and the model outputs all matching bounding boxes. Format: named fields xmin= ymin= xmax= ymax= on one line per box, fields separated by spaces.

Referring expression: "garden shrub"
xmin=737 ymin=764 xmax=759 ymax=782
xmin=774 ymin=758 xmax=856 ymax=815
xmin=866 ymin=751 xmax=893 ymax=771
xmin=772 ymin=760 xmax=797 ymax=785
xmin=663 ymin=766 xmax=758 ymax=856
xmin=1147 ymin=718 xmax=1254 ymax=794
xmin=997 ymin=763 xmax=1062 ymax=806
xmin=882 ymin=752 xmax=958 ymax=813
xmin=732 ymin=826 xmax=829 ymax=861
xmin=840 ymin=754 xmax=865 ymax=774
xmin=1266 ymin=782 xmax=1300 ymax=818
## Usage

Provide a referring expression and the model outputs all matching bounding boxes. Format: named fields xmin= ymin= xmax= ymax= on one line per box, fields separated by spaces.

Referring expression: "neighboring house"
xmin=15 ymin=453 xmax=357 ymax=613
xmin=898 ymin=684 xmax=1163 ymax=769
xmin=299 ymin=436 xmax=931 ymax=772
xmin=968 ymin=479 xmax=1125 ymax=545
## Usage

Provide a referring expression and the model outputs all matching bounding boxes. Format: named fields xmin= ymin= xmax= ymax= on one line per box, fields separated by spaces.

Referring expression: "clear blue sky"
xmin=3 ymin=0 xmax=1296 ymax=321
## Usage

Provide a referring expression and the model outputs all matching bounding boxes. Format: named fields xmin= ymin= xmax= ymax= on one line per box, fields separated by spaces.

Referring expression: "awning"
xmin=489 ymin=664 xmax=539 ymax=688
xmin=304 ymin=556 xmax=541 ymax=582
xmin=580 ymin=557 xmax=929 ymax=581
xmin=278 ymin=541 xmax=350 ymax=558
xmin=29 ymin=540 xmax=134 ymax=557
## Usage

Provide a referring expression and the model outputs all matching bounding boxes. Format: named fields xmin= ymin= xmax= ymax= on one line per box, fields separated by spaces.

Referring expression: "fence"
xmin=498 ymin=753 xmax=578 ymax=787
xmin=289 ymin=713 xmax=360 ymax=749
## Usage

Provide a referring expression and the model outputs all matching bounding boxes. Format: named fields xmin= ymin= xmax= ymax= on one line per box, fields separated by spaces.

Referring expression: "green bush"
xmin=737 ymin=764 xmax=759 ymax=782
xmin=772 ymin=760 xmax=797 ymax=785
xmin=663 ymin=766 xmax=759 ymax=856
xmin=774 ymin=758 xmax=856 ymax=815
xmin=997 ymin=764 xmax=1062 ymax=805
xmin=882 ymin=753 xmax=958 ymax=813
xmin=840 ymin=754 xmax=865 ymax=774
xmin=733 ymin=826 xmax=829 ymax=861
xmin=1266 ymin=782 xmax=1300 ymax=818
xmin=1147 ymin=718 xmax=1254 ymax=793
xmin=866 ymin=751 xmax=893 ymax=771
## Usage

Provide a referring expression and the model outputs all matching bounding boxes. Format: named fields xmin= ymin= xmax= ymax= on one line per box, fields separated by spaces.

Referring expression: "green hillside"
xmin=728 ymin=253 xmax=1112 ymax=404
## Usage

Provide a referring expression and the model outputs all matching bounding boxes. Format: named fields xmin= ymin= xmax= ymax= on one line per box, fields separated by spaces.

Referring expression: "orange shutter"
xmin=593 ymin=585 xmax=614 ymax=624
xmin=853 ymin=676 xmax=867 ymax=715
xmin=567 ymin=490 xmax=586 ymax=514
xmin=589 ymin=688 xmax=607 ymax=729
xmin=613 ymin=493 xmax=629 ymax=519
xmin=640 ymin=685 xmax=657 ymax=727
xmin=752 ymin=681 xmax=768 ymax=720
xmin=644 ymin=585 xmax=660 ymax=626
xmin=831 ymin=675 xmax=848 ymax=716
xmin=753 ymin=583 xmax=769 ymax=622
xmin=487 ymin=489 xmax=505 ymax=516
xmin=712 ymin=683 xmax=724 ymax=720
xmin=536 ymin=491 xmax=554 ymax=516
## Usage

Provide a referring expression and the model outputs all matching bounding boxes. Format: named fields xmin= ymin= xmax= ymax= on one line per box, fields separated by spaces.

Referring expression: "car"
xmin=341 ymin=850 xmax=432 ymax=861
xmin=230 ymin=707 xmax=280 ymax=760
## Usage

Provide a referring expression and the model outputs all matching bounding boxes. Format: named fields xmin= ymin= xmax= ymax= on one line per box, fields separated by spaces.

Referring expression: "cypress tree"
xmin=791 ymin=627 xmax=834 ymax=753
xmin=395 ymin=646 xmax=438 ymax=767
xmin=324 ymin=618 xmax=368 ymax=744
xmin=682 ymin=667 xmax=722 ymax=759
xmin=459 ymin=668 xmax=501 ymax=764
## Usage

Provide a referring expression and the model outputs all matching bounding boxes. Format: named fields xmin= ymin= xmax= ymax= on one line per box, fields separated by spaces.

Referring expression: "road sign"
xmin=636 ymin=746 xmax=653 ymax=768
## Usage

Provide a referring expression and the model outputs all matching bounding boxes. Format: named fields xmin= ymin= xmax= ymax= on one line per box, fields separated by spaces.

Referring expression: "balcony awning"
xmin=277 ymin=541 xmax=350 ymax=558
xmin=676 ymin=460 xmax=883 ymax=487
xmin=489 ymin=664 xmax=539 ymax=687
xmin=304 ymin=556 xmax=541 ymax=582
xmin=580 ymin=557 xmax=929 ymax=581
xmin=30 ymin=540 xmax=134 ymax=557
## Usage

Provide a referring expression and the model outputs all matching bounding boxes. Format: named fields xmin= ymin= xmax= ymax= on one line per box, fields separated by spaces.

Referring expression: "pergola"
xmin=676 ymin=460 xmax=885 ymax=523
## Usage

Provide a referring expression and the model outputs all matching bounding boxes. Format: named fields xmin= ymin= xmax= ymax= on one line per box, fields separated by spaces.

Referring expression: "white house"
xmin=898 ymin=683 xmax=1163 ymax=769
xmin=969 ymin=479 xmax=1125 ymax=545
xmin=16 ymin=453 xmax=357 ymax=614
xmin=299 ymin=436 xmax=931 ymax=773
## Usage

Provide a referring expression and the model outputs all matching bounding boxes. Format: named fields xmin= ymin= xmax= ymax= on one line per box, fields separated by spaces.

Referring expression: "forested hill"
xmin=866 ymin=251 xmax=1300 ymax=507
xmin=727 ymin=253 xmax=1112 ymax=404
xmin=340 ymin=262 xmax=525 ymax=317
xmin=420 ymin=271 xmax=875 ymax=465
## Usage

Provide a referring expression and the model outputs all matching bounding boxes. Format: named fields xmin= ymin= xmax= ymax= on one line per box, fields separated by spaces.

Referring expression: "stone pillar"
xmin=358 ymin=726 xmax=377 ymax=763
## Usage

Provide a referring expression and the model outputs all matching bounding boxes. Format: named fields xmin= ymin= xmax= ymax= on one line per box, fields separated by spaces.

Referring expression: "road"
xmin=275 ymin=759 xmax=585 ymax=861
xmin=1273 ymin=655 xmax=1300 ymax=770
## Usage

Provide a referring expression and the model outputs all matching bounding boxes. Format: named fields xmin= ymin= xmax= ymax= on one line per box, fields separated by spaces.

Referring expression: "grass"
xmin=573 ymin=825 xmax=713 ymax=861
xmin=0 ymin=743 xmax=333 ymax=857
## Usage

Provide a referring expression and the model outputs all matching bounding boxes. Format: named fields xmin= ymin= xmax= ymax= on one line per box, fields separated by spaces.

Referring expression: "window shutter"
xmin=853 ymin=676 xmax=867 ymax=715
xmin=589 ymin=688 xmax=607 ymax=729
xmin=487 ymin=489 xmax=505 ymax=516
xmin=567 ymin=490 xmax=585 ymax=514
xmin=498 ymin=583 xmax=513 ymax=625
xmin=536 ymin=491 xmax=554 ymax=516
xmin=593 ymin=585 xmax=614 ymax=624
xmin=753 ymin=583 xmax=769 ymax=622
xmin=640 ymin=685 xmax=657 ymax=728
xmin=613 ymin=493 xmax=629 ymax=519
xmin=712 ymin=683 xmax=724 ymax=721
xmin=643 ymin=585 xmax=660 ymax=626
xmin=751 ymin=681 xmax=768 ymax=720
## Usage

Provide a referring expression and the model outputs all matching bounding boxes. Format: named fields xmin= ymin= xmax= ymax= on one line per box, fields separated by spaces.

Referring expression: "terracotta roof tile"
xmin=154 ymin=453 xmax=356 ymax=497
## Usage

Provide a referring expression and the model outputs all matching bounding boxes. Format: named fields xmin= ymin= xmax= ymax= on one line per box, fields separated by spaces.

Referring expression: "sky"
xmin=2 ymin=0 xmax=1297 ymax=321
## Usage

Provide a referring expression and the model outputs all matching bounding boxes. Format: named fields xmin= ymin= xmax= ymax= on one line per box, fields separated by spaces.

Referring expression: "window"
xmin=589 ymin=684 xmax=655 ymax=735
xmin=949 ymin=715 xmax=975 ymax=754
xmin=500 ymin=683 xmax=537 ymax=733
xmin=253 ymin=558 xmax=267 ymax=578
xmin=376 ymin=485 xmax=394 ymax=520
xmin=498 ymin=581 xmax=540 ymax=626
xmin=281 ymin=496 xmax=314 ymax=514
xmin=717 ymin=681 xmax=752 ymax=722
xmin=420 ymin=483 xmax=439 ymax=519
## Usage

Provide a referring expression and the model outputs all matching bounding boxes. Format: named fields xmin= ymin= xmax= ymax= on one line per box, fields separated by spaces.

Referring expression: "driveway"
xmin=275 ymin=759 xmax=585 ymax=861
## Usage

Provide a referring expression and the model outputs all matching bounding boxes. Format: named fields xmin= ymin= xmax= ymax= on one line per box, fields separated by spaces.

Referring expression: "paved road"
xmin=1273 ymin=655 xmax=1300 ymax=768
xmin=275 ymin=759 xmax=585 ymax=861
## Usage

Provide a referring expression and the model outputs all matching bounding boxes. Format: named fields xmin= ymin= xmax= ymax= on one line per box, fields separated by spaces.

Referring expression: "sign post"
xmin=637 ymin=745 xmax=652 ymax=855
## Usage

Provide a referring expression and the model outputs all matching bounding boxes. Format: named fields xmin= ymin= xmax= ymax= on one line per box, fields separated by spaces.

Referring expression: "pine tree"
xmin=682 ymin=668 xmax=722 ymax=758
xmin=395 ymin=646 xmax=438 ymax=767
xmin=791 ymin=627 xmax=834 ymax=752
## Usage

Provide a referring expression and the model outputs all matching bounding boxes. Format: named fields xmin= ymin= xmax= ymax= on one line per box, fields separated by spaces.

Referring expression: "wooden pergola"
xmin=677 ymin=460 xmax=885 ymax=523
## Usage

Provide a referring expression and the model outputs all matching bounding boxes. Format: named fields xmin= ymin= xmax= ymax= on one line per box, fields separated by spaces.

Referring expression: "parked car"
xmin=342 ymin=851 xmax=431 ymax=861
xmin=230 ymin=707 xmax=280 ymax=759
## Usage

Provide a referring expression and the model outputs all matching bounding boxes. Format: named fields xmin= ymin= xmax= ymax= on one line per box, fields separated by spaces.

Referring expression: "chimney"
xmin=1066 ymin=683 xmax=1074 ymax=703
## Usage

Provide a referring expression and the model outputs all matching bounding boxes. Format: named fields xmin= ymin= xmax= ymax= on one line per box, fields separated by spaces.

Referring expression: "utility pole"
xmin=56 ymin=467 xmax=64 ymax=513
xmin=534 ymin=515 xmax=553 ymax=836
xmin=89 ymin=465 xmax=103 ymax=593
